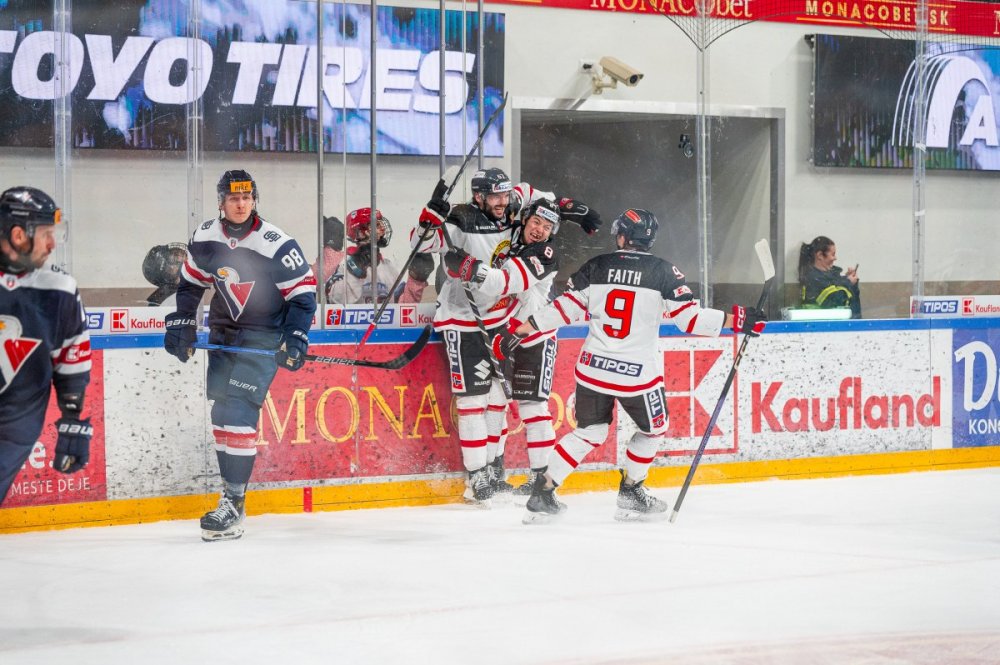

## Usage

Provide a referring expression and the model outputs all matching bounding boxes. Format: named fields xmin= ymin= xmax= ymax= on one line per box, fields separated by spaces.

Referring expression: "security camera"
xmin=598 ymin=56 xmax=644 ymax=87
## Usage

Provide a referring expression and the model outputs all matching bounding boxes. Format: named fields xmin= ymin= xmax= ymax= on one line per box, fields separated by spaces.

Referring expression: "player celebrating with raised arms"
xmin=163 ymin=170 xmax=316 ymax=541
xmin=455 ymin=198 xmax=566 ymax=499
xmin=514 ymin=208 xmax=766 ymax=523
xmin=413 ymin=169 xmax=601 ymax=506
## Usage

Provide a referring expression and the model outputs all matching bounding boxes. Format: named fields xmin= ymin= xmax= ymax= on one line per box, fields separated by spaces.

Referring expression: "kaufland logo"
xmin=326 ymin=307 xmax=394 ymax=326
xmin=400 ymin=305 xmax=416 ymax=327
xmin=963 ymin=298 xmax=975 ymax=315
xmin=111 ymin=309 xmax=129 ymax=332
xmin=662 ymin=349 xmax=729 ymax=443
xmin=752 ymin=376 xmax=941 ymax=433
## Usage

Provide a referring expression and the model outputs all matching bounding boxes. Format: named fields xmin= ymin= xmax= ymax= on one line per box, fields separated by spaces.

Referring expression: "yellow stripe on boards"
xmin=2 ymin=447 xmax=998 ymax=534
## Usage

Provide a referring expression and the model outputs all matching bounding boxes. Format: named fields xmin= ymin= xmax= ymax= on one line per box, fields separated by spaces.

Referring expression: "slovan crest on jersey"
xmin=215 ymin=266 xmax=255 ymax=320
xmin=0 ymin=315 xmax=41 ymax=395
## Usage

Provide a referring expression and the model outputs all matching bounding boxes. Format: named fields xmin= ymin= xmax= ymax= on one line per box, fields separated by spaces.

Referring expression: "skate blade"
xmin=463 ymin=497 xmax=493 ymax=509
xmin=521 ymin=509 xmax=563 ymax=525
xmin=492 ymin=491 xmax=513 ymax=506
xmin=614 ymin=508 xmax=668 ymax=523
xmin=201 ymin=526 xmax=245 ymax=541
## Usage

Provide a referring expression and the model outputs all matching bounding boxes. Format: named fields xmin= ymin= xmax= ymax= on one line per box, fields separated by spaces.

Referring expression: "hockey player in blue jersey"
xmin=0 ymin=186 xmax=93 ymax=506
xmin=164 ymin=170 xmax=317 ymax=541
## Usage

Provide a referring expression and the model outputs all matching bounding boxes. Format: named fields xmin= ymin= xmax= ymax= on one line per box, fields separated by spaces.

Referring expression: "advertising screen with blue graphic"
xmin=0 ymin=0 xmax=504 ymax=155
xmin=952 ymin=328 xmax=1000 ymax=447
xmin=812 ymin=34 xmax=999 ymax=171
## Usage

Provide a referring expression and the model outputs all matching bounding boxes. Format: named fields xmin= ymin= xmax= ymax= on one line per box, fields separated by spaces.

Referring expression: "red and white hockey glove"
xmin=732 ymin=305 xmax=767 ymax=337
xmin=491 ymin=318 xmax=524 ymax=361
xmin=444 ymin=248 xmax=485 ymax=283
xmin=418 ymin=179 xmax=450 ymax=230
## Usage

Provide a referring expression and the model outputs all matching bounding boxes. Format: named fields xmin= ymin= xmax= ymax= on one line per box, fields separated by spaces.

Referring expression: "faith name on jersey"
xmin=531 ymin=249 xmax=725 ymax=396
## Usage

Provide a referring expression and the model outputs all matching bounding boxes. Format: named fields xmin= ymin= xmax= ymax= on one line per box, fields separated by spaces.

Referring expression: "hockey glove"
xmin=558 ymin=198 xmax=603 ymax=235
xmin=444 ymin=248 xmax=486 ymax=284
xmin=419 ymin=179 xmax=450 ymax=230
xmin=164 ymin=313 xmax=198 ymax=362
xmin=491 ymin=318 xmax=525 ymax=361
xmin=732 ymin=305 xmax=767 ymax=337
xmin=345 ymin=245 xmax=373 ymax=278
xmin=53 ymin=417 xmax=93 ymax=473
xmin=276 ymin=329 xmax=309 ymax=371
xmin=409 ymin=252 xmax=435 ymax=283
xmin=324 ymin=216 xmax=345 ymax=251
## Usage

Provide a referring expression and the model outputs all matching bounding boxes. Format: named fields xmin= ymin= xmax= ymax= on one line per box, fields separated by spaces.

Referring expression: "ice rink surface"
xmin=2 ymin=468 xmax=999 ymax=665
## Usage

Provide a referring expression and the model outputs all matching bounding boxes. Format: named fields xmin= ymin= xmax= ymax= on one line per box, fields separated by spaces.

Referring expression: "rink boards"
xmin=3 ymin=315 xmax=1000 ymax=532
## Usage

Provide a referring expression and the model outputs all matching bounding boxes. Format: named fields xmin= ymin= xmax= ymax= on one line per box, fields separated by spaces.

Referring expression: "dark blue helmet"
xmin=0 ymin=186 xmax=60 ymax=238
xmin=611 ymin=208 xmax=658 ymax=248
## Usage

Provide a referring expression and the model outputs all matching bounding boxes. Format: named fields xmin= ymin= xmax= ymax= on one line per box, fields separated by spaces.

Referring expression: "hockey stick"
xmin=192 ymin=324 xmax=432 ymax=370
xmin=356 ymin=93 xmax=510 ymax=349
xmin=669 ymin=239 xmax=775 ymax=524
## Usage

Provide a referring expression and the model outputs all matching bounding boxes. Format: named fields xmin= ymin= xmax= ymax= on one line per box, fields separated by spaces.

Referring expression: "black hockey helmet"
xmin=142 ymin=242 xmax=187 ymax=287
xmin=522 ymin=198 xmax=561 ymax=235
xmin=470 ymin=168 xmax=512 ymax=196
xmin=217 ymin=169 xmax=258 ymax=204
xmin=0 ymin=186 xmax=61 ymax=239
xmin=611 ymin=208 xmax=658 ymax=249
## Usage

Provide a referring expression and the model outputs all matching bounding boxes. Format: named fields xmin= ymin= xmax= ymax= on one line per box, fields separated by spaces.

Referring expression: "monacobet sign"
xmin=813 ymin=33 xmax=1000 ymax=171
xmin=0 ymin=0 xmax=504 ymax=155
xmin=475 ymin=0 xmax=998 ymax=39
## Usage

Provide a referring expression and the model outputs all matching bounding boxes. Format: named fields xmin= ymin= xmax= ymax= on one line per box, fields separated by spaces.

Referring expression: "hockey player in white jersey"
xmin=514 ymin=208 xmax=766 ymax=522
xmin=469 ymin=198 xmax=564 ymax=498
xmin=414 ymin=169 xmax=601 ymax=506
xmin=327 ymin=207 xmax=400 ymax=304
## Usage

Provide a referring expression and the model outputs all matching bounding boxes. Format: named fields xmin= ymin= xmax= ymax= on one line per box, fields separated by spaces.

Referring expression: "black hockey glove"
xmin=324 ymin=216 xmax=345 ymax=251
xmin=345 ymin=245 xmax=373 ymax=278
xmin=558 ymin=198 xmax=603 ymax=235
xmin=53 ymin=417 xmax=93 ymax=473
xmin=276 ymin=329 xmax=309 ymax=371
xmin=409 ymin=252 xmax=435 ymax=283
xmin=419 ymin=179 xmax=450 ymax=230
xmin=444 ymin=248 xmax=486 ymax=284
xmin=732 ymin=305 xmax=767 ymax=337
xmin=164 ymin=313 xmax=198 ymax=362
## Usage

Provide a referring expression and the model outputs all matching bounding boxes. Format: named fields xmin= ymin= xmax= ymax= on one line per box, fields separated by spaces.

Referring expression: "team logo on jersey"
xmin=490 ymin=239 xmax=510 ymax=269
xmin=3 ymin=275 xmax=17 ymax=289
xmin=214 ymin=267 xmax=255 ymax=320
xmin=0 ymin=315 xmax=41 ymax=395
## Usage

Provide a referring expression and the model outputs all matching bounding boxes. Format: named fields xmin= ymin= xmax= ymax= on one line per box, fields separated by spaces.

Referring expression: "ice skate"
xmin=513 ymin=469 xmax=566 ymax=510
xmin=462 ymin=467 xmax=495 ymax=509
xmin=200 ymin=493 xmax=246 ymax=541
xmin=522 ymin=472 xmax=565 ymax=525
xmin=488 ymin=455 xmax=514 ymax=504
xmin=614 ymin=470 xmax=668 ymax=522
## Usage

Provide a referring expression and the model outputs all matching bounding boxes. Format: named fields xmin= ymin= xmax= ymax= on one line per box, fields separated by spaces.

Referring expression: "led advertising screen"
xmin=812 ymin=33 xmax=999 ymax=171
xmin=0 ymin=0 xmax=505 ymax=155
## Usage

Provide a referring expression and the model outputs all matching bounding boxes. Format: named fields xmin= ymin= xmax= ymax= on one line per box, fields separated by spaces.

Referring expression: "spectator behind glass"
xmin=142 ymin=242 xmax=188 ymax=306
xmin=798 ymin=235 xmax=861 ymax=318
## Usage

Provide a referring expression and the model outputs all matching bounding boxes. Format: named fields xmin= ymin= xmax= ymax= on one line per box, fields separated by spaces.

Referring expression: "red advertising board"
xmin=4 ymin=352 xmax=107 ymax=507
xmin=251 ymin=338 xmax=617 ymax=481
xmin=481 ymin=0 xmax=999 ymax=39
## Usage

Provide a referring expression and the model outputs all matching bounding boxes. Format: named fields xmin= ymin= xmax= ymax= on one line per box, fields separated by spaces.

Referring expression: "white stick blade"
xmin=754 ymin=238 xmax=776 ymax=282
